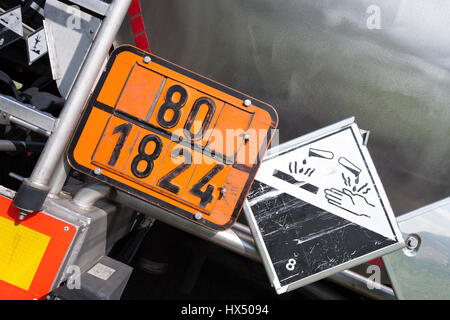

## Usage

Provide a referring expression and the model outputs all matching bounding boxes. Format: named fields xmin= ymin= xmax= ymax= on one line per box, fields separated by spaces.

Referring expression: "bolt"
xmin=64 ymin=226 xmax=69 ymax=232
xmin=143 ymin=56 xmax=152 ymax=64
xmin=194 ymin=212 xmax=202 ymax=220
xmin=243 ymin=133 xmax=250 ymax=142
xmin=243 ymin=99 xmax=252 ymax=107
xmin=220 ymin=187 xmax=226 ymax=195
xmin=406 ymin=235 xmax=419 ymax=250
xmin=18 ymin=209 xmax=29 ymax=221
xmin=93 ymin=167 xmax=102 ymax=175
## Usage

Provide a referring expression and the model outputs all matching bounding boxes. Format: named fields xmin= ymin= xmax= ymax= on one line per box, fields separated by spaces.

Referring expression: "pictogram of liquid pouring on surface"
xmin=289 ymin=148 xmax=334 ymax=177
xmin=338 ymin=157 xmax=371 ymax=194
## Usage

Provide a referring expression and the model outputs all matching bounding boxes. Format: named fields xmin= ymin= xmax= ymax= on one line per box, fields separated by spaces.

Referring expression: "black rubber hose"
xmin=0 ymin=140 xmax=45 ymax=153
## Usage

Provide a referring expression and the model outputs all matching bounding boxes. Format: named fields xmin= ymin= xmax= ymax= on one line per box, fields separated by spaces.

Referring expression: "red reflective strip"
xmin=367 ymin=258 xmax=384 ymax=267
xmin=128 ymin=0 xmax=150 ymax=52
xmin=130 ymin=15 xmax=145 ymax=34
xmin=134 ymin=32 xmax=149 ymax=51
xmin=128 ymin=0 xmax=141 ymax=18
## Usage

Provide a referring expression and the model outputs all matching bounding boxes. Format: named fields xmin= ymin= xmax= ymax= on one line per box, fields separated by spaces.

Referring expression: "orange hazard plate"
xmin=68 ymin=46 xmax=278 ymax=230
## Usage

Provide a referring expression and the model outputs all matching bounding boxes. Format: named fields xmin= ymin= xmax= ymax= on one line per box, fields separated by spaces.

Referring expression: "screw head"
xmin=194 ymin=212 xmax=202 ymax=220
xmin=93 ymin=167 xmax=102 ymax=175
xmin=64 ymin=226 xmax=69 ymax=232
xmin=243 ymin=99 xmax=252 ymax=107
xmin=143 ymin=56 xmax=152 ymax=64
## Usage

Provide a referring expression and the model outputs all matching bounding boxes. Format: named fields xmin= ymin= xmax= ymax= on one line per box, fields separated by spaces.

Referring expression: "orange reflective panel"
xmin=68 ymin=46 xmax=278 ymax=230
xmin=92 ymin=116 xmax=142 ymax=174
xmin=0 ymin=195 xmax=77 ymax=300
xmin=115 ymin=64 xmax=165 ymax=120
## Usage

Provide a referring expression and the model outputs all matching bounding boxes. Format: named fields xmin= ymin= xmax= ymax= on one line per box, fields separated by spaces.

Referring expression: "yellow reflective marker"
xmin=0 ymin=217 xmax=50 ymax=291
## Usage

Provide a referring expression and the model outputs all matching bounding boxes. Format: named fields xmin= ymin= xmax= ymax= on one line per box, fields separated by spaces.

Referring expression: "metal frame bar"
xmin=68 ymin=0 xmax=110 ymax=16
xmin=13 ymin=0 xmax=133 ymax=215
xmin=328 ymin=269 xmax=396 ymax=300
xmin=33 ymin=0 xmax=131 ymax=188
xmin=0 ymin=94 xmax=56 ymax=136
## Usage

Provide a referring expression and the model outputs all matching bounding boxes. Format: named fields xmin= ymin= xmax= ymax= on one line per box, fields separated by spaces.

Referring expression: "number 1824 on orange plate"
xmin=68 ymin=46 xmax=278 ymax=230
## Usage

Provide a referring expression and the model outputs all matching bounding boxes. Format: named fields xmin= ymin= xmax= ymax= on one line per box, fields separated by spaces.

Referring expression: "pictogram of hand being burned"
xmin=324 ymin=188 xmax=374 ymax=218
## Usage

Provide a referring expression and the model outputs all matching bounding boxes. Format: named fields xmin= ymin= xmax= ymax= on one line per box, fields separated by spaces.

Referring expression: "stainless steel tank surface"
xmin=115 ymin=0 xmax=450 ymax=216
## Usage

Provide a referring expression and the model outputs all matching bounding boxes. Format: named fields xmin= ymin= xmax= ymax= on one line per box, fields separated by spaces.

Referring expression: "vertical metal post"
xmin=48 ymin=157 xmax=71 ymax=196
xmin=13 ymin=0 xmax=133 ymax=217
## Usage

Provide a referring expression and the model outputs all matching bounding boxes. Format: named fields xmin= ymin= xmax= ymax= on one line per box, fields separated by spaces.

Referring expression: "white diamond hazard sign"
xmin=0 ymin=6 xmax=23 ymax=50
xmin=244 ymin=118 xmax=404 ymax=294
xmin=27 ymin=27 xmax=47 ymax=64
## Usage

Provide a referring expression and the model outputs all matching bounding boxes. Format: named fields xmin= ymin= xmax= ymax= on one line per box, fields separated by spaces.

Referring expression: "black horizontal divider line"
xmin=92 ymin=101 xmax=256 ymax=170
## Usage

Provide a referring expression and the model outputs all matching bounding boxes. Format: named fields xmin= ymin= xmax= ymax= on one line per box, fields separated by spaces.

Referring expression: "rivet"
xmin=194 ymin=212 xmax=202 ymax=220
